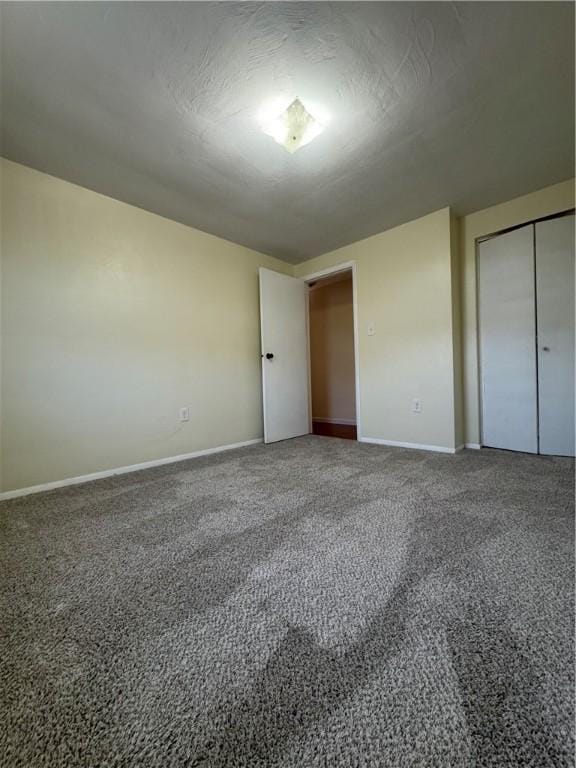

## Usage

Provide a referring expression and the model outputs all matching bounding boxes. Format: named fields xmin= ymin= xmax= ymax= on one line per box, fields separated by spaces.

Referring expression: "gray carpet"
xmin=1 ymin=436 xmax=574 ymax=767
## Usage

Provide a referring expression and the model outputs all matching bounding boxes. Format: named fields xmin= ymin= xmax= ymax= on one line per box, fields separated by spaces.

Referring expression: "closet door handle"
xmin=542 ymin=346 xmax=550 ymax=352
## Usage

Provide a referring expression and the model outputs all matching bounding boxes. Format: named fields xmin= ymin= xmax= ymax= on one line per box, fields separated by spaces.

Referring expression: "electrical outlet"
xmin=179 ymin=407 xmax=190 ymax=422
xmin=412 ymin=398 xmax=422 ymax=414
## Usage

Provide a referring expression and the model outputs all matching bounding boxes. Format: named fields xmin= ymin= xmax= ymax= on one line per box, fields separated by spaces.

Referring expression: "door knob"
xmin=266 ymin=353 xmax=274 ymax=360
xmin=542 ymin=346 xmax=550 ymax=352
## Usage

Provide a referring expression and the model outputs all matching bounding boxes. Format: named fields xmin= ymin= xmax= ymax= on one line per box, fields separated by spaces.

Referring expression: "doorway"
xmin=258 ymin=262 xmax=360 ymax=444
xmin=306 ymin=269 xmax=357 ymax=440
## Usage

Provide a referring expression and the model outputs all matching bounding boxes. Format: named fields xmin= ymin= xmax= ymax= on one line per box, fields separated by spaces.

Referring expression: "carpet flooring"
xmin=1 ymin=436 xmax=574 ymax=767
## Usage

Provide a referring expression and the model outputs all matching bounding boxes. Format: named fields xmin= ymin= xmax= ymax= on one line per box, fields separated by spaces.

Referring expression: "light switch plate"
xmin=367 ymin=322 xmax=375 ymax=336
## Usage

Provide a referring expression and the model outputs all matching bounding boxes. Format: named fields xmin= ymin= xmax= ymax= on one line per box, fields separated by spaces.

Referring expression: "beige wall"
xmin=3 ymin=157 xmax=570 ymax=491
xmin=309 ymin=275 xmax=356 ymax=423
xmin=450 ymin=212 xmax=464 ymax=448
xmin=296 ymin=208 xmax=461 ymax=451
xmin=0 ymin=160 xmax=291 ymax=491
xmin=461 ymin=179 xmax=575 ymax=445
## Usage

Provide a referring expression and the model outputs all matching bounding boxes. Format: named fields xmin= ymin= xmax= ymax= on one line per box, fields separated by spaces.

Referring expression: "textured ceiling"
xmin=1 ymin=2 xmax=574 ymax=263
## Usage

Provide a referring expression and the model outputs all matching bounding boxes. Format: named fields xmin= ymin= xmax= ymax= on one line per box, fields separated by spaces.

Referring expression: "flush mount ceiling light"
xmin=259 ymin=98 xmax=326 ymax=154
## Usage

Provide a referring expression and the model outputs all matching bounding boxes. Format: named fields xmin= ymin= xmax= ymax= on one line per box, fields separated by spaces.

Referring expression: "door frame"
xmin=301 ymin=260 xmax=362 ymax=441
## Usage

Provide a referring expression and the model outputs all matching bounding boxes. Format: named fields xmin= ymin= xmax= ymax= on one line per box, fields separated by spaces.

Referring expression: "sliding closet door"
xmin=535 ymin=214 xmax=575 ymax=457
xmin=478 ymin=225 xmax=538 ymax=453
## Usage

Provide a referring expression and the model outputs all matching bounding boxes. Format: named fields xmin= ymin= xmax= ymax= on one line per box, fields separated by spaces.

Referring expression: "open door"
xmin=259 ymin=268 xmax=309 ymax=443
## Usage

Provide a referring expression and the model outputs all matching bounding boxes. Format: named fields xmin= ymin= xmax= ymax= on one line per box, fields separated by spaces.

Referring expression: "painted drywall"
xmin=296 ymin=208 xmax=460 ymax=451
xmin=3 ymin=159 xmax=571 ymax=491
xmin=0 ymin=159 xmax=291 ymax=492
xmin=450 ymin=212 xmax=464 ymax=448
xmin=461 ymin=179 xmax=575 ymax=446
xmin=309 ymin=275 xmax=356 ymax=423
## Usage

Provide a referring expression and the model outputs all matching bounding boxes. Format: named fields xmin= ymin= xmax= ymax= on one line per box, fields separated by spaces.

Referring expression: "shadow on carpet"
xmin=1 ymin=437 xmax=574 ymax=767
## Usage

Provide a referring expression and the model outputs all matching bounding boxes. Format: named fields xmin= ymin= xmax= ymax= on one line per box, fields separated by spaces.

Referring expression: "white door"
xmin=536 ymin=214 xmax=575 ymax=457
xmin=259 ymin=268 xmax=309 ymax=443
xmin=478 ymin=225 xmax=538 ymax=453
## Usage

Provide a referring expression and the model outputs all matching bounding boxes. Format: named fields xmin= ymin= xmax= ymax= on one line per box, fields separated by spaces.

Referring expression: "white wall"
xmin=296 ymin=208 xmax=461 ymax=451
xmin=0 ymin=160 xmax=291 ymax=491
xmin=309 ymin=275 xmax=356 ymax=423
xmin=461 ymin=179 xmax=574 ymax=445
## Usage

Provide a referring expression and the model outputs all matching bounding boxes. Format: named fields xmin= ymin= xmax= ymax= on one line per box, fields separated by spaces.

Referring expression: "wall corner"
xmin=449 ymin=209 xmax=465 ymax=450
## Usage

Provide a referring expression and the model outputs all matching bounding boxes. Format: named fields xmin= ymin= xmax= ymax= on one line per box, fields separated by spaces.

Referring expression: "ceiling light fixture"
xmin=259 ymin=97 xmax=327 ymax=154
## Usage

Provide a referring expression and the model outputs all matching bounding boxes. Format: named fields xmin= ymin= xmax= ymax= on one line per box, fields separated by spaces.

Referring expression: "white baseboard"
xmin=359 ymin=437 xmax=458 ymax=454
xmin=0 ymin=439 xmax=263 ymax=501
xmin=464 ymin=443 xmax=481 ymax=450
xmin=312 ymin=417 xmax=356 ymax=426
